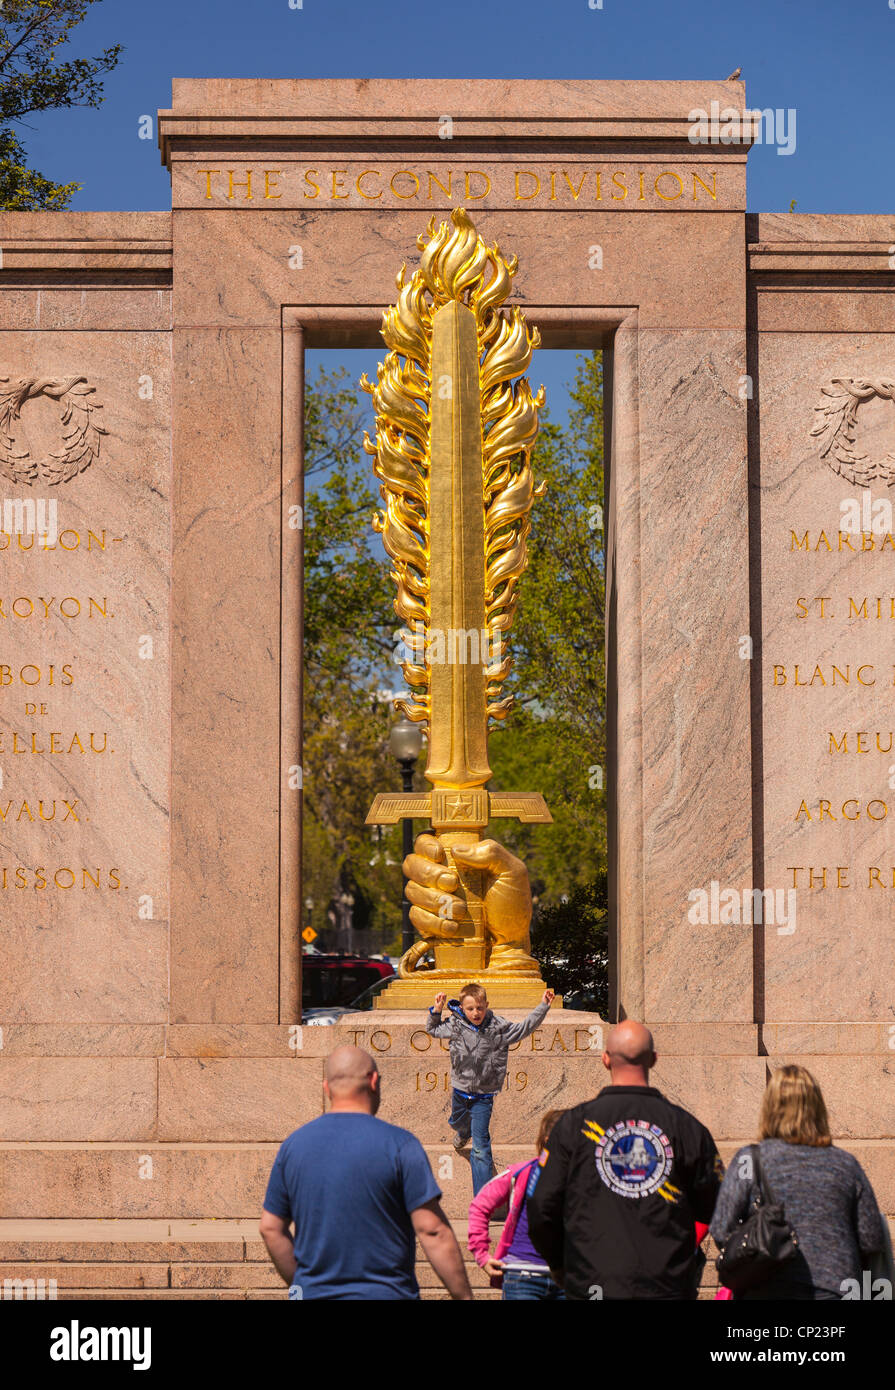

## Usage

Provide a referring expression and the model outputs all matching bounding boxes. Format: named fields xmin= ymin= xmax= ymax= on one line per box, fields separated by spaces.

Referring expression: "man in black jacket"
xmin=527 ymin=1020 xmax=722 ymax=1299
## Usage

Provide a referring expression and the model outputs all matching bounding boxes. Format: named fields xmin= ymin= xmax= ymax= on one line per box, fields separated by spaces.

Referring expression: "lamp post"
xmin=388 ymin=716 xmax=423 ymax=956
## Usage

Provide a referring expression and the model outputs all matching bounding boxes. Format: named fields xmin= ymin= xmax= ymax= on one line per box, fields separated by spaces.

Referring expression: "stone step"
xmin=0 ymin=1216 xmax=494 ymax=1300
xmin=3 ymin=1138 xmax=894 ymax=1221
xmin=0 ymin=1219 xmax=255 ymax=1263
xmin=0 ymin=1217 xmax=490 ymax=1256
xmin=0 ymin=1142 xmax=531 ymax=1219
xmin=1 ymin=1261 xmax=496 ymax=1293
xmin=3 ymin=1214 xmax=891 ymax=1302
xmin=0 ymin=1143 xmax=277 ymax=1219
xmin=46 ymin=1290 xmax=256 ymax=1301
xmin=0 ymin=1261 xmax=170 ymax=1289
xmin=23 ymin=1287 xmax=503 ymax=1300
xmin=5 ymin=1043 xmax=848 ymax=1145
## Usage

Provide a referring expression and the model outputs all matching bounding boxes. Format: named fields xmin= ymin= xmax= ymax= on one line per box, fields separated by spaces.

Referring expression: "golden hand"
xmin=449 ymin=838 xmax=532 ymax=946
xmin=404 ymin=833 xmax=538 ymax=974
xmin=402 ymin=834 xmax=467 ymax=941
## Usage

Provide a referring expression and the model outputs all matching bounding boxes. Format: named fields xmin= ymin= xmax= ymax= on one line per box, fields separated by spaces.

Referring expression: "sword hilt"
xmin=436 ymin=830 xmax=486 ymax=941
xmin=365 ymin=786 xmax=552 ymax=976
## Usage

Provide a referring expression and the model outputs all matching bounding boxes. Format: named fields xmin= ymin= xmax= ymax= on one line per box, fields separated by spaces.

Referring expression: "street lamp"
xmin=388 ymin=716 xmax=423 ymax=955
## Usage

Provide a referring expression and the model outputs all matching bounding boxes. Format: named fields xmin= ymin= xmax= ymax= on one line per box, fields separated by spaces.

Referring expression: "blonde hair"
xmin=759 ymin=1064 xmax=831 ymax=1147
xmin=459 ymin=982 xmax=487 ymax=1004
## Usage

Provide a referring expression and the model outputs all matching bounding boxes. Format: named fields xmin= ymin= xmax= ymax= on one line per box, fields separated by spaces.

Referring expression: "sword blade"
xmin=425 ymin=298 xmax=491 ymax=790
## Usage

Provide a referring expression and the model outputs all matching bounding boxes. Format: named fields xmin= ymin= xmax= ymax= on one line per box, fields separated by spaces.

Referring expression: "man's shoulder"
xmin=358 ymin=1115 xmax=431 ymax=1163
xmin=280 ymin=1113 xmax=426 ymax=1158
xmin=651 ymin=1092 xmax=718 ymax=1146
xmin=277 ymin=1113 xmax=335 ymax=1151
xmin=582 ymin=1087 xmax=716 ymax=1141
xmin=551 ymin=1100 xmax=591 ymax=1136
xmin=372 ymin=1114 xmax=426 ymax=1143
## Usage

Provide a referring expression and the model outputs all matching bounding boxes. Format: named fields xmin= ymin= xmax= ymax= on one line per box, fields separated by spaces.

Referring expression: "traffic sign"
xmin=302 ymin=926 xmax=317 ymax=943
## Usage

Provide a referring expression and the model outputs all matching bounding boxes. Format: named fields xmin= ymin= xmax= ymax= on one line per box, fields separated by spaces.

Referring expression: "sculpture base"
xmin=374 ymin=977 xmax=563 ymax=1009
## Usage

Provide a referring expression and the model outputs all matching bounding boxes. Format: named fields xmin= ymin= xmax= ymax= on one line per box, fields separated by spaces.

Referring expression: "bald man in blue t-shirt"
xmin=260 ymin=1045 xmax=472 ymax=1300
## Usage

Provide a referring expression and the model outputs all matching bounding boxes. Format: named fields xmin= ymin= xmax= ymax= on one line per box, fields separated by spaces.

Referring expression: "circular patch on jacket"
xmin=595 ymin=1120 xmax=673 ymax=1198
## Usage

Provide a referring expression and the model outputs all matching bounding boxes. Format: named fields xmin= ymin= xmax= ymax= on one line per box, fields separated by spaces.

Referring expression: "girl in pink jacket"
xmin=468 ymin=1109 xmax=566 ymax=1300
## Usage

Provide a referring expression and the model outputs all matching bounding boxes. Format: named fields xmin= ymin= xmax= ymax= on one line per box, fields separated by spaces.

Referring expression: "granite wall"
xmin=0 ymin=83 xmax=892 ymax=1227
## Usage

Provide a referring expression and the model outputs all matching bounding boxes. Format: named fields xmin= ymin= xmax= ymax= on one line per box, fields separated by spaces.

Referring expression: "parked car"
xmin=561 ymin=987 xmax=603 ymax=1012
xmin=301 ymin=954 xmax=394 ymax=1020
xmin=303 ymin=971 xmax=396 ymax=1025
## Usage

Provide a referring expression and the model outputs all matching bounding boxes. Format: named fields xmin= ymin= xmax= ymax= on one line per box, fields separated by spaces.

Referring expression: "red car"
xmin=301 ymin=954 xmax=394 ymax=1017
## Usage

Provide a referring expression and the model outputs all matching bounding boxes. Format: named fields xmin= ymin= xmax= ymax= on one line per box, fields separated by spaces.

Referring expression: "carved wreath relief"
xmin=0 ymin=375 xmax=107 ymax=486
xmin=810 ymin=377 xmax=895 ymax=487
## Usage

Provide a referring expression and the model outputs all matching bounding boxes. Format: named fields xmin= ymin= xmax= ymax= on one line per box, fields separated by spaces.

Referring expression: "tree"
xmin=302 ymin=366 xmax=409 ymax=953
xmin=301 ymin=353 xmax=607 ymax=951
xmin=0 ymin=1 xmax=122 ymax=209
xmin=487 ymin=352 xmax=606 ymax=902
xmin=530 ymin=873 xmax=609 ymax=1013
xmin=302 ymin=365 xmax=395 ymax=709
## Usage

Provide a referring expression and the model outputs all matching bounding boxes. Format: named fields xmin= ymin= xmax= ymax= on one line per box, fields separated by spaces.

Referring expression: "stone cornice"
xmin=748 ymin=213 xmax=895 ymax=277
xmin=157 ymin=77 xmax=751 ymax=167
xmin=0 ymin=212 xmax=172 ymax=284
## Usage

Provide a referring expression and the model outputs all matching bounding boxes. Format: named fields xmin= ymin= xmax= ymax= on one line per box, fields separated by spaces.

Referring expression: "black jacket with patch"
xmin=527 ymin=1085 xmax=722 ymax=1299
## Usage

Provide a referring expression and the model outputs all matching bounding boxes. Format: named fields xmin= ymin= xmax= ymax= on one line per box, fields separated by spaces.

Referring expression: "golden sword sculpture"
xmin=362 ymin=208 xmax=553 ymax=1004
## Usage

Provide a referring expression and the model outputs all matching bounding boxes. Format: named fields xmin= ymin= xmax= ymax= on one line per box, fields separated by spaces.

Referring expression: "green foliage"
xmin=302 ymin=352 xmax=607 ymax=952
xmin=530 ymin=873 xmax=609 ymax=1012
xmin=0 ymin=1 xmax=122 ymax=209
xmin=302 ymin=367 xmax=408 ymax=953
xmin=301 ymin=686 xmax=410 ymax=954
xmin=0 ymin=126 xmax=77 ymax=207
xmin=487 ymin=353 xmax=606 ymax=901
xmin=303 ymin=365 xmax=395 ymax=705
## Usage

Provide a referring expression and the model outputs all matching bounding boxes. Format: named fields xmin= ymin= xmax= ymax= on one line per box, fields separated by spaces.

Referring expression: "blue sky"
xmin=17 ymin=0 xmax=895 ymax=415
xmin=24 ymin=0 xmax=895 ymax=217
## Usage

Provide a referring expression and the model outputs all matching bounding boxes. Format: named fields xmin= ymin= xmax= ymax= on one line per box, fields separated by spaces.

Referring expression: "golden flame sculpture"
xmin=362 ymin=208 xmax=553 ymax=1003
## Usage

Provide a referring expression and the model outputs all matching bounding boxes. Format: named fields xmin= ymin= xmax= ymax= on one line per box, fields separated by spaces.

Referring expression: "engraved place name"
xmin=0 ymin=597 xmax=112 ymax=619
xmin=771 ymin=664 xmax=895 ymax=686
xmin=795 ymin=597 xmax=895 ymax=619
xmin=784 ymin=867 xmax=895 ymax=890
xmin=0 ymin=528 xmax=121 ymax=553
xmin=0 ymin=729 xmax=112 ymax=754
xmin=0 ymin=867 xmax=122 ymax=890
xmin=0 ymin=663 xmax=73 ymax=686
xmin=790 ymin=529 xmax=895 ymax=552
xmin=0 ymin=799 xmax=82 ymax=822
xmin=767 ymin=511 xmax=895 ymax=906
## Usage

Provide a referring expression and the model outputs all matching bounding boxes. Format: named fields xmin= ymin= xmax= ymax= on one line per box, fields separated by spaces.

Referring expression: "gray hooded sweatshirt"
xmin=425 ymin=997 xmax=552 ymax=1095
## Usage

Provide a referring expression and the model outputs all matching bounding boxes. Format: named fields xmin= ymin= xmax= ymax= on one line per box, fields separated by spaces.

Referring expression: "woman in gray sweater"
xmin=711 ymin=1064 xmax=886 ymax=1300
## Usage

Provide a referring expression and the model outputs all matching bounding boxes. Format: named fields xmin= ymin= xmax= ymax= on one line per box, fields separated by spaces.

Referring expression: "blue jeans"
xmin=502 ymin=1269 xmax=566 ymax=1301
xmin=449 ymin=1089 xmax=494 ymax=1194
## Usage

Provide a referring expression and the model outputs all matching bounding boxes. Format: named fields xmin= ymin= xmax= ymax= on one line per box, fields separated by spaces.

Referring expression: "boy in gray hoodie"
xmin=426 ymin=982 xmax=554 ymax=1195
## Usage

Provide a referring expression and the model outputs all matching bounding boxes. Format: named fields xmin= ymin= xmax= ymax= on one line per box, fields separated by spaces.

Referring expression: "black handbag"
xmin=716 ymin=1144 xmax=799 ymax=1294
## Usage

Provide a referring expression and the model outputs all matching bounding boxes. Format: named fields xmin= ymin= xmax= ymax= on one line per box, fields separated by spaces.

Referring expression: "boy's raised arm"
xmin=426 ymin=990 xmax=453 ymax=1037
xmin=498 ymin=990 xmax=553 ymax=1044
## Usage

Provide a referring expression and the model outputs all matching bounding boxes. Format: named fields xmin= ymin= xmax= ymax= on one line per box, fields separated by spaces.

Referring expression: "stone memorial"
xmin=0 ymin=79 xmax=891 ymax=1298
